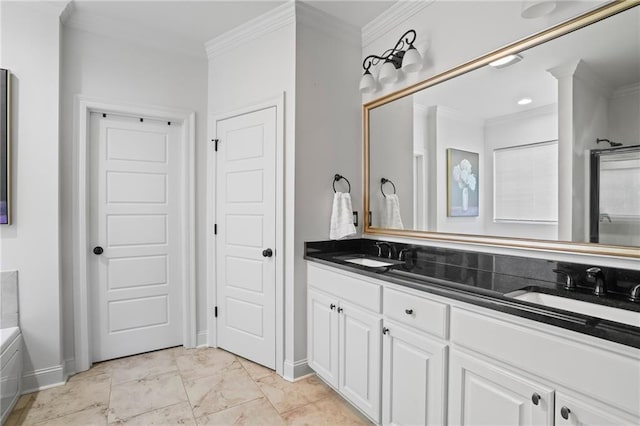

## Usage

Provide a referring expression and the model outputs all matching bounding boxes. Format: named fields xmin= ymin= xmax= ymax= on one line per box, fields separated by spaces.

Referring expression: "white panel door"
xmin=339 ymin=301 xmax=382 ymax=423
xmin=382 ymin=321 xmax=447 ymax=426
xmin=554 ymin=393 xmax=637 ymax=426
xmin=216 ymin=107 xmax=276 ymax=369
xmin=307 ymin=288 xmax=339 ymax=387
xmin=449 ymin=349 xmax=554 ymax=426
xmin=90 ymin=113 xmax=183 ymax=362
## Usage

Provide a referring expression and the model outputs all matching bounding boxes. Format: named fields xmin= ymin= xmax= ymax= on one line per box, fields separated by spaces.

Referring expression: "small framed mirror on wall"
xmin=364 ymin=1 xmax=640 ymax=258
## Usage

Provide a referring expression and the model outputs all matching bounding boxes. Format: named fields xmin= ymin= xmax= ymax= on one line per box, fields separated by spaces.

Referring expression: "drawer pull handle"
xmin=382 ymin=327 xmax=389 ymax=335
xmin=531 ymin=393 xmax=540 ymax=405
xmin=330 ymin=304 xmax=336 ymax=310
xmin=405 ymin=308 xmax=413 ymax=315
xmin=337 ymin=307 xmax=343 ymax=313
xmin=560 ymin=406 xmax=571 ymax=420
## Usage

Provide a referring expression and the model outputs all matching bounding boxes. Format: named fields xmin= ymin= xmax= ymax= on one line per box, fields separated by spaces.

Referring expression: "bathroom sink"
xmin=506 ymin=290 xmax=640 ymax=327
xmin=335 ymin=255 xmax=404 ymax=268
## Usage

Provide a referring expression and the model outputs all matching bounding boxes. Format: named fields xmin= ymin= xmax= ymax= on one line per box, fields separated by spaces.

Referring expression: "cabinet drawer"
xmin=307 ymin=263 xmax=381 ymax=313
xmin=383 ymin=287 xmax=449 ymax=339
xmin=451 ymin=306 xmax=640 ymax=416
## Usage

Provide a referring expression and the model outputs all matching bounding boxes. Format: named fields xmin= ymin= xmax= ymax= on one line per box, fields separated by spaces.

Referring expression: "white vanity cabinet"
xmin=307 ymin=264 xmax=382 ymax=422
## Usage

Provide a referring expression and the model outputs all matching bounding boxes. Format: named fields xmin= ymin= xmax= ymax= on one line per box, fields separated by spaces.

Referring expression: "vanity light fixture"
xmin=489 ymin=54 xmax=523 ymax=69
xmin=360 ymin=29 xmax=422 ymax=93
xmin=517 ymin=97 xmax=533 ymax=105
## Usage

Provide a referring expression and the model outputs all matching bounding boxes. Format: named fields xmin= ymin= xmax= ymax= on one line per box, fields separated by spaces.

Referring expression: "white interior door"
xmin=90 ymin=113 xmax=183 ymax=362
xmin=216 ymin=107 xmax=276 ymax=369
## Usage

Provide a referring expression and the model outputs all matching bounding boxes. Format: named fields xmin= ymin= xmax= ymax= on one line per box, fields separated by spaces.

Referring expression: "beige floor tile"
xmin=183 ymin=361 xmax=263 ymax=418
xmin=237 ymin=357 xmax=275 ymax=381
xmin=107 ymin=371 xmax=188 ymax=423
xmin=20 ymin=374 xmax=111 ymax=425
xmin=196 ymin=398 xmax=285 ymax=426
xmin=176 ymin=348 xmax=238 ymax=381
xmin=281 ymin=395 xmax=372 ymax=426
xmin=102 ymin=349 xmax=179 ymax=385
xmin=109 ymin=401 xmax=195 ymax=425
xmin=256 ymin=374 xmax=333 ymax=414
xmin=31 ymin=405 xmax=108 ymax=426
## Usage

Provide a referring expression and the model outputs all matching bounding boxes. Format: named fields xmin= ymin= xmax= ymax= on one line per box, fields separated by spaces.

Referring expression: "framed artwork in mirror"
xmin=447 ymin=148 xmax=478 ymax=217
xmin=0 ymin=68 xmax=10 ymax=225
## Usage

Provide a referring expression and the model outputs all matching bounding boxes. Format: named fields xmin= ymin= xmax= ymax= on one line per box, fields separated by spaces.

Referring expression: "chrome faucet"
xmin=552 ymin=269 xmax=576 ymax=291
xmin=586 ymin=267 xmax=606 ymax=296
xmin=375 ymin=242 xmax=393 ymax=259
xmin=398 ymin=248 xmax=410 ymax=261
xmin=629 ymin=284 xmax=640 ymax=303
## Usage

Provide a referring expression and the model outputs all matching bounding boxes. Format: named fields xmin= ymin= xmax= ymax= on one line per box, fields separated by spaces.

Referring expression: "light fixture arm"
xmin=362 ymin=29 xmax=417 ymax=72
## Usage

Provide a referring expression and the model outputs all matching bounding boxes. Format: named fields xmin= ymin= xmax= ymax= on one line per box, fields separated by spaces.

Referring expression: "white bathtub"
xmin=0 ymin=327 xmax=22 ymax=425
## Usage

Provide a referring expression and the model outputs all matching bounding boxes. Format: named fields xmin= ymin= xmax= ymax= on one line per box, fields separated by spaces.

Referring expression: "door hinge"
xmin=214 ymin=306 xmax=218 ymax=318
xmin=213 ymin=138 xmax=220 ymax=151
xmin=214 ymin=224 xmax=217 ymax=235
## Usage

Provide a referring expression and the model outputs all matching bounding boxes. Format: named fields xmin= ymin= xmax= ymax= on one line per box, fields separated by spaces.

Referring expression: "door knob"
xmin=405 ymin=308 xmax=414 ymax=315
xmin=93 ymin=246 xmax=104 ymax=255
xmin=560 ymin=406 xmax=571 ymax=420
xmin=531 ymin=393 xmax=541 ymax=405
xmin=262 ymin=248 xmax=273 ymax=257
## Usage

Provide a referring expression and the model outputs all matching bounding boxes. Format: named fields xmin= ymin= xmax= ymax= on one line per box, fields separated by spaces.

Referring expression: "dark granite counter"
xmin=304 ymin=239 xmax=640 ymax=349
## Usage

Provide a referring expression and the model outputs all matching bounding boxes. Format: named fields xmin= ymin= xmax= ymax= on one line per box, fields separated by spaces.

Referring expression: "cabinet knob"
xmin=560 ymin=406 xmax=571 ymax=420
xmin=262 ymin=248 xmax=273 ymax=257
xmin=531 ymin=393 xmax=541 ymax=405
xmin=337 ymin=307 xmax=343 ymax=313
xmin=93 ymin=246 xmax=104 ymax=255
xmin=382 ymin=327 xmax=389 ymax=335
xmin=330 ymin=304 xmax=336 ymax=310
xmin=405 ymin=308 xmax=413 ymax=315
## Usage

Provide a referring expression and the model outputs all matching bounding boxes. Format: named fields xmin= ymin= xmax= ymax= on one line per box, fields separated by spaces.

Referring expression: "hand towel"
xmin=383 ymin=194 xmax=404 ymax=229
xmin=330 ymin=192 xmax=357 ymax=240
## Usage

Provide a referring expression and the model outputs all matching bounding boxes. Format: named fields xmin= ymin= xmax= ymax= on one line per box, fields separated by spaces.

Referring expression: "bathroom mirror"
xmin=364 ymin=1 xmax=640 ymax=258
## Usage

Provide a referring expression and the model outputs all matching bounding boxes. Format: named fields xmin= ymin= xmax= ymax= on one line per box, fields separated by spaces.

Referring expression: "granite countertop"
xmin=304 ymin=239 xmax=640 ymax=349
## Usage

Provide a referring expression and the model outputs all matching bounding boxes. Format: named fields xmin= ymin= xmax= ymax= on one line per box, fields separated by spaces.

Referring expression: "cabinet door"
xmin=339 ymin=301 xmax=382 ymax=423
xmin=307 ymin=288 xmax=339 ymax=387
xmin=382 ymin=320 xmax=447 ymax=426
xmin=555 ymin=393 xmax=638 ymax=426
xmin=449 ymin=349 xmax=554 ymax=426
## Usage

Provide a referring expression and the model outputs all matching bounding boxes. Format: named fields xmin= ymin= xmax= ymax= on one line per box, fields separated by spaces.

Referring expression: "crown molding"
xmin=611 ymin=82 xmax=640 ymax=99
xmin=10 ymin=0 xmax=71 ymax=18
xmin=485 ymin=103 xmax=558 ymax=127
xmin=295 ymin=1 xmax=360 ymax=46
xmin=362 ymin=0 xmax=435 ymax=48
xmin=206 ymin=1 xmax=295 ymax=60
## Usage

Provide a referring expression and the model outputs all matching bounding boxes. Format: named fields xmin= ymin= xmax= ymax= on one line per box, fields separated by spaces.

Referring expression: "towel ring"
xmin=380 ymin=178 xmax=396 ymax=198
xmin=333 ymin=174 xmax=351 ymax=194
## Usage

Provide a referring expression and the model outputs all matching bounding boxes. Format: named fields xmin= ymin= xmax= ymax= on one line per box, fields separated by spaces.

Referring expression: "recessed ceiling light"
xmin=518 ymin=97 xmax=533 ymax=105
xmin=489 ymin=54 xmax=523 ymax=69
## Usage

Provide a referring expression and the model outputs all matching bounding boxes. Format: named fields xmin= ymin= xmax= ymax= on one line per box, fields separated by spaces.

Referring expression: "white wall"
xmin=0 ymin=1 xmax=64 ymax=390
xmin=294 ymin=2 xmax=362 ymax=364
xmin=609 ymin=84 xmax=640 ymax=145
xmin=369 ymin=97 xmax=413 ymax=228
xmin=60 ymin=26 xmax=208 ymax=363
xmin=484 ymin=104 xmax=558 ymax=240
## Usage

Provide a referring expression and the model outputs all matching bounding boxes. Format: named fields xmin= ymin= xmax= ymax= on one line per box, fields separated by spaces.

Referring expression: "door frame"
xmin=73 ymin=96 xmax=196 ymax=373
xmin=207 ymin=94 xmax=284 ymax=377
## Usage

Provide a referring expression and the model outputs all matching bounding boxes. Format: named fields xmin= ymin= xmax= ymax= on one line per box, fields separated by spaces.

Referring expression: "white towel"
xmin=383 ymin=194 xmax=404 ymax=229
xmin=330 ymin=192 xmax=357 ymax=240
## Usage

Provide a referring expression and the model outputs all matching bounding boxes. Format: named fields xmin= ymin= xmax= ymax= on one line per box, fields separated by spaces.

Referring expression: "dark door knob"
xmin=330 ymin=304 xmax=336 ymax=310
xmin=560 ymin=406 xmax=571 ymax=420
xmin=531 ymin=393 xmax=540 ymax=405
xmin=405 ymin=309 xmax=414 ymax=315
xmin=262 ymin=248 xmax=273 ymax=257
xmin=93 ymin=246 xmax=104 ymax=255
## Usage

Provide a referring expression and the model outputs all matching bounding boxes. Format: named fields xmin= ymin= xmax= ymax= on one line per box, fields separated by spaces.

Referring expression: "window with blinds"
xmin=493 ymin=140 xmax=558 ymax=223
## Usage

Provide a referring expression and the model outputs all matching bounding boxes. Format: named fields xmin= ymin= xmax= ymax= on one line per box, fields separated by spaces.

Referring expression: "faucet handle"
xmin=586 ymin=267 xmax=603 ymax=278
xmin=552 ymin=269 xmax=576 ymax=291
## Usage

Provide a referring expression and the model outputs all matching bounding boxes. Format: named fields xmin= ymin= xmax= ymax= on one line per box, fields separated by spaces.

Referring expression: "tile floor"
xmin=6 ymin=347 xmax=372 ymax=425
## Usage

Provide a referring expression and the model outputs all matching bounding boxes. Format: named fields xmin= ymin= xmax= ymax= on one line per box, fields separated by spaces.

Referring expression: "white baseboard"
xmin=64 ymin=358 xmax=76 ymax=378
xmin=283 ymin=358 xmax=311 ymax=382
xmin=21 ymin=364 xmax=66 ymax=393
xmin=196 ymin=331 xmax=208 ymax=347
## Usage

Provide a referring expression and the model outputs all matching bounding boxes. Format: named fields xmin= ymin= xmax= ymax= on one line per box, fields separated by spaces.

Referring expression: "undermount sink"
xmin=506 ymin=290 xmax=640 ymax=327
xmin=335 ymin=255 xmax=404 ymax=268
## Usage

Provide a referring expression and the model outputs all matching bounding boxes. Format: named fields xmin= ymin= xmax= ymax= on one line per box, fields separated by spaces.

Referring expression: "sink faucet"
xmin=552 ymin=269 xmax=576 ymax=291
xmin=586 ymin=267 xmax=606 ymax=296
xmin=629 ymin=284 xmax=640 ymax=303
xmin=375 ymin=242 xmax=393 ymax=259
xmin=398 ymin=248 xmax=409 ymax=261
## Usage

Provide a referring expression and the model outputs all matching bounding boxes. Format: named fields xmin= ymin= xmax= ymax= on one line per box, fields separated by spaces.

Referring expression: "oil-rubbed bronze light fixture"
xmin=359 ymin=29 xmax=422 ymax=93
